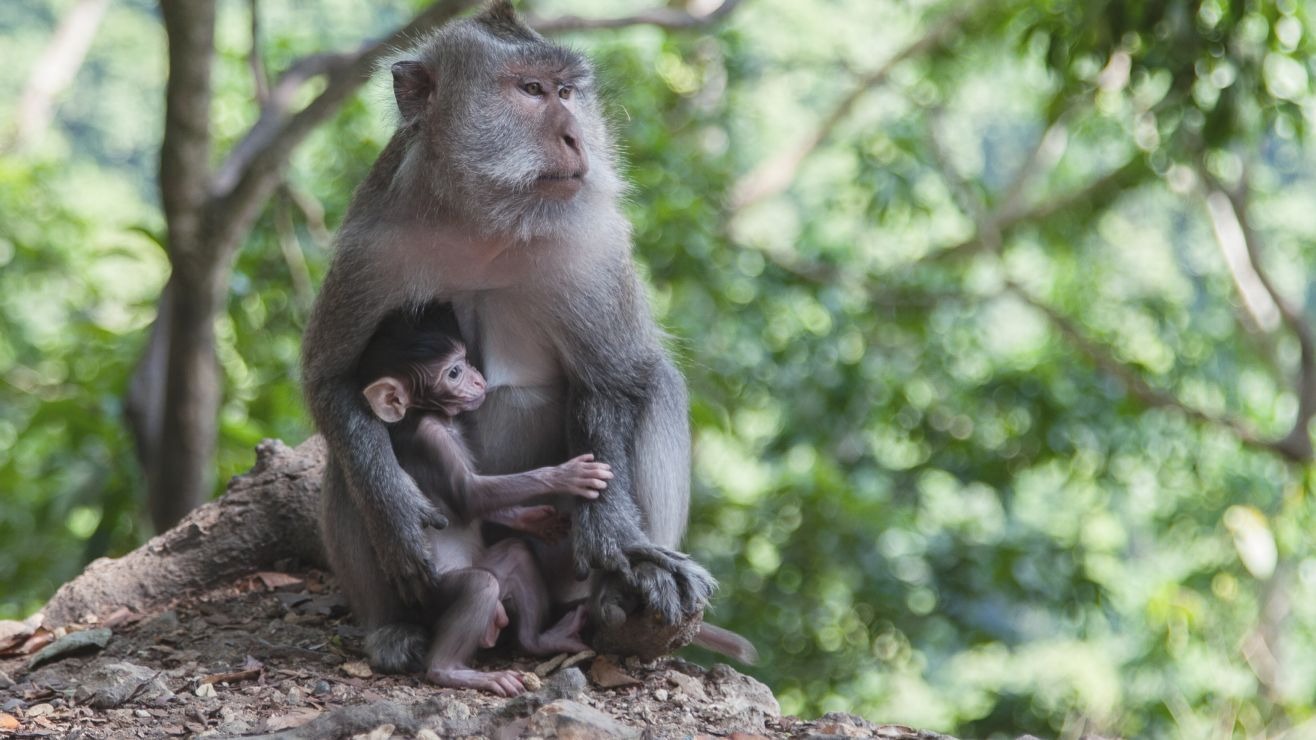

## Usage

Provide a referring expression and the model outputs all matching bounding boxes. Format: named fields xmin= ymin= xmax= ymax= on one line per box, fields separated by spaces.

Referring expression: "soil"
xmin=0 ymin=569 xmax=952 ymax=739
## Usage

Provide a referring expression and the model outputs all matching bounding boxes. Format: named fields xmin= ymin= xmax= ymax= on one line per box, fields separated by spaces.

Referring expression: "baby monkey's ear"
xmin=363 ymin=377 xmax=411 ymax=423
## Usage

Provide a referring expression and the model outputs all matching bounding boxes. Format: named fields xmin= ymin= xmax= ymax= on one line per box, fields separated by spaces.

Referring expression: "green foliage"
xmin=6 ymin=1 xmax=1316 ymax=737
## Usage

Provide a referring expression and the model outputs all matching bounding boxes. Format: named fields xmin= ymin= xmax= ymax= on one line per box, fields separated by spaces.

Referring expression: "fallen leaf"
xmin=194 ymin=683 xmax=217 ymax=699
xmin=101 ymin=607 xmax=141 ymax=629
xmin=0 ymin=620 xmax=36 ymax=654
xmin=13 ymin=627 xmax=55 ymax=658
xmin=256 ymin=572 xmax=305 ymax=591
xmin=532 ymin=652 xmax=569 ymax=677
xmin=265 ymin=708 xmax=321 ymax=732
xmin=588 ymin=657 xmax=641 ymax=689
xmin=559 ymin=649 xmax=595 ymax=671
xmin=0 ymin=713 xmax=17 ymax=730
xmin=340 ymin=661 xmax=372 ymax=679
xmin=26 ymin=703 xmax=54 ymax=717
xmin=199 ymin=655 xmax=265 ymax=686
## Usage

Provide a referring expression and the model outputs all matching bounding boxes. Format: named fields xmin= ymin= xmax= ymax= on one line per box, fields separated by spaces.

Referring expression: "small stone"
xmin=0 ymin=670 xmax=13 ymax=689
xmin=27 ymin=703 xmax=54 ymax=717
xmin=416 ymin=730 xmax=441 ymax=740
xmin=286 ymin=687 xmax=304 ymax=705
xmin=27 ymin=627 xmax=112 ymax=669
xmin=133 ymin=708 xmax=151 ymax=718
xmin=312 ymin=680 xmax=332 ymax=696
xmin=340 ymin=661 xmax=373 ymax=678
xmin=442 ymin=702 xmax=472 ymax=721
xmin=74 ymin=662 xmax=174 ymax=709
xmin=654 ymin=688 xmax=669 ymax=701
xmin=520 ymin=672 xmax=543 ymax=691
xmin=361 ymin=723 xmax=395 ymax=740
xmin=525 ymin=700 xmax=640 ymax=739
xmin=194 ymin=683 xmax=217 ymax=699
xmin=666 ymin=670 xmax=708 ymax=702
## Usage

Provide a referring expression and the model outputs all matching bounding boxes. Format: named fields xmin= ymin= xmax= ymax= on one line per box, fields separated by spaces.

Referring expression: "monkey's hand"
xmin=624 ymin=544 xmax=717 ymax=625
xmin=552 ymin=454 xmax=613 ymax=499
xmin=582 ymin=538 xmax=718 ymax=626
xmin=374 ymin=493 xmax=449 ymax=605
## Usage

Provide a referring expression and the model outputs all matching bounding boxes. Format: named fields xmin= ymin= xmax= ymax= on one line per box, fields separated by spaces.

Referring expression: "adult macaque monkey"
xmin=303 ymin=0 xmax=715 ymax=672
xmin=356 ymin=304 xmax=604 ymax=694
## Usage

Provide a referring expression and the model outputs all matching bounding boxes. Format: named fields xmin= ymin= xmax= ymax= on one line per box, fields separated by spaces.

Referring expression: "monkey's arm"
xmin=556 ymin=268 xmax=715 ymax=624
xmin=465 ymin=454 xmax=610 ymax=516
xmin=302 ymin=251 xmax=447 ymax=604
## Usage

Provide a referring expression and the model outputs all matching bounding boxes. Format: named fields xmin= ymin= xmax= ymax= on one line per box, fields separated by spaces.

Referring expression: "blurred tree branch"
xmin=529 ymin=0 xmax=743 ymax=32
xmin=4 ymin=0 xmax=110 ymax=153
xmin=728 ymin=0 xmax=983 ymax=212
xmin=921 ymin=114 xmax=1313 ymax=463
xmin=1200 ymin=164 xmax=1316 ymax=463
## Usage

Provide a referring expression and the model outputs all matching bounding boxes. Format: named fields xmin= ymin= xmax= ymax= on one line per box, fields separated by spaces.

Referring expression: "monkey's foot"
xmin=525 ymin=605 xmax=590 ymax=655
xmin=591 ymin=606 xmax=704 ymax=662
xmin=425 ymin=667 xmax=527 ymax=697
xmin=365 ymin=623 xmax=427 ymax=674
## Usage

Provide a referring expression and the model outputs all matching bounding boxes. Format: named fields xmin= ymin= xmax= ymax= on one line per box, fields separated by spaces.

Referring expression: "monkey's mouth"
xmin=534 ymin=172 xmax=585 ymax=198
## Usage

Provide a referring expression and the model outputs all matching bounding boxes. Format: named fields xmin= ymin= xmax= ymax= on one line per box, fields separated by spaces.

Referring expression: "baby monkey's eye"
xmin=558 ymin=85 xmax=573 ymax=100
xmin=522 ymin=81 xmax=544 ymax=96
xmin=448 ymin=365 xmax=462 ymax=380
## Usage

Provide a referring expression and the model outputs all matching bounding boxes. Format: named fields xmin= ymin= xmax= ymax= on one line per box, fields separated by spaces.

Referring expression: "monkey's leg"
xmin=321 ymin=462 xmax=427 ymax=673
xmin=424 ymin=568 xmax=526 ymax=697
xmin=479 ymin=539 xmax=589 ymax=656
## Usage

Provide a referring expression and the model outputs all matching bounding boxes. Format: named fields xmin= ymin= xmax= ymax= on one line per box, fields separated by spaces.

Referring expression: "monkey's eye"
xmin=447 ymin=365 xmax=463 ymax=380
xmin=558 ymin=85 xmax=573 ymax=100
xmin=522 ymin=81 xmax=545 ymax=96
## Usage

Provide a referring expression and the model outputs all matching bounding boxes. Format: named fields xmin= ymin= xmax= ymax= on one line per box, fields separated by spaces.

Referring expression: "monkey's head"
xmin=388 ymin=1 xmax=622 ymax=240
xmin=357 ymin=304 xmax=487 ymax=421
xmin=362 ymin=343 xmax=488 ymax=423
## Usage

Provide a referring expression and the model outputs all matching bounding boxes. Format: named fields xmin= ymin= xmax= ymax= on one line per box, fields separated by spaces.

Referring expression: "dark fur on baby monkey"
xmin=356 ymin=303 xmax=613 ymax=696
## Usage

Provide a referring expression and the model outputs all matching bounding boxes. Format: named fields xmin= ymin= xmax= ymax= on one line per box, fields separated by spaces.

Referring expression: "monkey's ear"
xmin=391 ymin=61 xmax=433 ymax=123
xmin=363 ymin=377 xmax=410 ymax=423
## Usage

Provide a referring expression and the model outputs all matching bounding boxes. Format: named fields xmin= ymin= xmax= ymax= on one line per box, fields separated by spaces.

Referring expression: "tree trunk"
xmin=43 ymin=437 xmax=326 ymax=627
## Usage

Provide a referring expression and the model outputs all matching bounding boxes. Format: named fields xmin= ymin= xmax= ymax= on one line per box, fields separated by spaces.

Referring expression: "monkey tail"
xmin=693 ymin=623 xmax=759 ymax=665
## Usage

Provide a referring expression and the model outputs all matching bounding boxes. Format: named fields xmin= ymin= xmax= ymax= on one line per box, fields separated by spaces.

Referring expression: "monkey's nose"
xmin=562 ymin=119 xmax=583 ymax=155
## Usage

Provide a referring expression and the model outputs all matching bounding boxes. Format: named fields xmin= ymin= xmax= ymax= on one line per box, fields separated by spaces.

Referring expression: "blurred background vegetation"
xmin=5 ymin=0 xmax=1316 ymax=736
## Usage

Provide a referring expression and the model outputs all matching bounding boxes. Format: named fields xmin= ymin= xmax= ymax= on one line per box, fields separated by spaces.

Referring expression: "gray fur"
xmin=304 ymin=0 xmax=713 ymax=666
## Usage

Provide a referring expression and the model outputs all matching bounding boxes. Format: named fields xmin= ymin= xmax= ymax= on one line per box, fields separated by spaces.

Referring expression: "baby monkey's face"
xmin=430 ymin=345 xmax=487 ymax=414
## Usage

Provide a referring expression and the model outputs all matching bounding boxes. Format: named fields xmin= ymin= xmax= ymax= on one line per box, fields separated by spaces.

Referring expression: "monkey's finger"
xmin=423 ymin=508 xmax=450 ymax=530
xmin=571 ymin=453 xmax=595 ymax=463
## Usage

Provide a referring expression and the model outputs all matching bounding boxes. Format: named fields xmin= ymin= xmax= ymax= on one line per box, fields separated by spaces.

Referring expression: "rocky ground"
xmin=0 ymin=570 xmax=951 ymax=739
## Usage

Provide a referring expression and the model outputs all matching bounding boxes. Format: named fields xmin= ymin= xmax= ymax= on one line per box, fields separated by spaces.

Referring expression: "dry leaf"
xmin=340 ymin=661 xmax=373 ymax=678
xmin=265 ymin=708 xmax=321 ymax=732
xmin=0 ymin=620 xmax=36 ymax=654
xmin=194 ymin=683 xmax=217 ymax=698
xmin=199 ymin=655 xmax=265 ymax=686
xmin=589 ymin=657 xmax=641 ymax=688
xmin=256 ymin=572 xmax=305 ymax=591
xmin=0 ymin=713 xmax=18 ymax=730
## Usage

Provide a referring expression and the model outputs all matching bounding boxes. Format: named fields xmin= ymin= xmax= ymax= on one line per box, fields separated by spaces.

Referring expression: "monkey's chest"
xmin=456 ymin=295 xmax=563 ymax=393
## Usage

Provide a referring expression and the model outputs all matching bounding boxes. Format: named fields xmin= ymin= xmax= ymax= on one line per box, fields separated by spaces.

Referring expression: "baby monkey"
xmin=357 ymin=305 xmax=612 ymax=696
